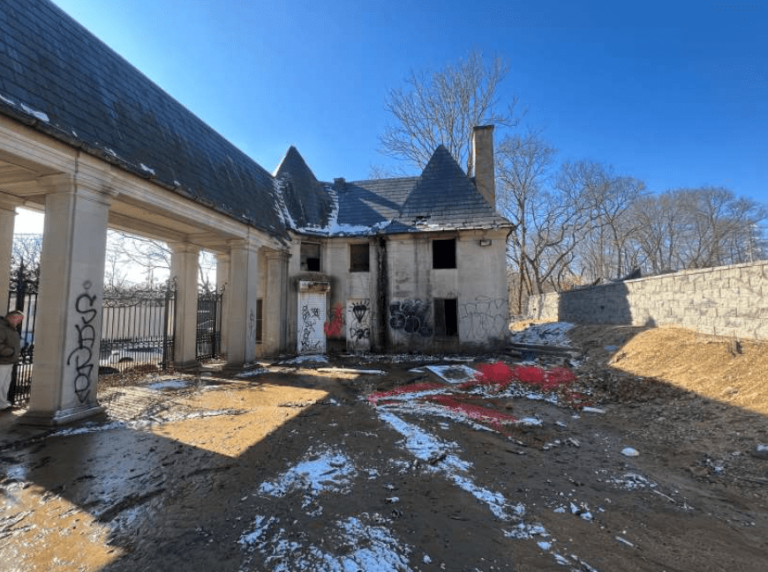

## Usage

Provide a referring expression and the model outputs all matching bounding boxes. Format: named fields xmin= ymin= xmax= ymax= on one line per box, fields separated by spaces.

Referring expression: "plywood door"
xmin=298 ymin=291 xmax=326 ymax=354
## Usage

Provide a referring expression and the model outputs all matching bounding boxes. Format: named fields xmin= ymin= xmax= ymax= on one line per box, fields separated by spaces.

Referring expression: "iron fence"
xmin=5 ymin=273 xmax=227 ymax=406
xmin=196 ymin=289 xmax=224 ymax=361
xmin=100 ymin=281 xmax=176 ymax=373
xmin=7 ymin=264 xmax=37 ymax=406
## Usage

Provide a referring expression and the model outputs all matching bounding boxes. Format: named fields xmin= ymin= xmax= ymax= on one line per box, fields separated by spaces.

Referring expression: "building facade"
xmin=0 ymin=0 xmax=512 ymax=424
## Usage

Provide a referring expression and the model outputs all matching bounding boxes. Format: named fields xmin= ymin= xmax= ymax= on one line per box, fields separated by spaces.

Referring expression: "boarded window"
xmin=432 ymin=239 xmax=456 ymax=269
xmin=301 ymin=242 xmax=321 ymax=271
xmin=255 ymin=299 xmax=263 ymax=343
xmin=434 ymin=298 xmax=458 ymax=337
xmin=350 ymin=243 xmax=370 ymax=272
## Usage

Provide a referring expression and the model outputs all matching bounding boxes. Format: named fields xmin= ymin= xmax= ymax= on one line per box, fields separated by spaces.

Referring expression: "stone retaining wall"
xmin=525 ymin=260 xmax=768 ymax=340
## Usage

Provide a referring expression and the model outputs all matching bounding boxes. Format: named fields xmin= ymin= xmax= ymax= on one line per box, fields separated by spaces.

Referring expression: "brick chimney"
xmin=471 ymin=125 xmax=495 ymax=208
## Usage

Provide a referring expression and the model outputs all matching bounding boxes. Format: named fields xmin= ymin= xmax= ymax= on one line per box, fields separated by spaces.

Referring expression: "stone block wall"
xmin=525 ymin=260 xmax=768 ymax=340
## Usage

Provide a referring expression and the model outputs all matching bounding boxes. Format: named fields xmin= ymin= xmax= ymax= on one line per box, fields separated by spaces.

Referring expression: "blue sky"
xmin=45 ymin=0 xmax=767 ymax=205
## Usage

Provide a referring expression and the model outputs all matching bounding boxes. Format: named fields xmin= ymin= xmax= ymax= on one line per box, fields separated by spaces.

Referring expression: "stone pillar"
xmin=263 ymin=249 xmax=289 ymax=355
xmin=224 ymin=238 xmax=260 ymax=369
xmin=169 ymin=242 xmax=200 ymax=370
xmin=216 ymin=252 xmax=230 ymax=357
xmin=23 ymin=173 xmax=113 ymax=426
xmin=0 ymin=204 xmax=17 ymax=313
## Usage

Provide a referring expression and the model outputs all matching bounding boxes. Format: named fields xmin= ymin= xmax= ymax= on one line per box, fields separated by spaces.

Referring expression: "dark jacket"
xmin=0 ymin=317 xmax=21 ymax=365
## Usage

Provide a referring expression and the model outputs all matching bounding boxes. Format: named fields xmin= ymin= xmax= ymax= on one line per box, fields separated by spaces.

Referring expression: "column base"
xmin=20 ymin=403 xmax=106 ymax=427
xmin=173 ymin=360 xmax=201 ymax=374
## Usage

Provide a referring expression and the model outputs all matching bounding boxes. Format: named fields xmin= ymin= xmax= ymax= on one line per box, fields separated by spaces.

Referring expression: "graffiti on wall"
xmin=459 ymin=297 xmax=507 ymax=341
xmin=300 ymin=304 xmax=322 ymax=353
xmin=347 ymin=299 xmax=371 ymax=349
xmin=67 ymin=281 xmax=98 ymax=403
xmin=389 ymin=299 xmax=433 ymax=337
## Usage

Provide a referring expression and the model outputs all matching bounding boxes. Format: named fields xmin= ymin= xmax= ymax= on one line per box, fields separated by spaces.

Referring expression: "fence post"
xmin=8 ymin=260 xmax=25 ymax=404
xmin=162 ymin=281 xmax=172 ymax=370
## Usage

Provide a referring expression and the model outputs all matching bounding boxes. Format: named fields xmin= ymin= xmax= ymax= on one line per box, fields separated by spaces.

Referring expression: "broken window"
xmin=432 ymin=238 xmax=456 ymax=269
xmin=255 ymin=299 xmax=263 ymax=343
xmin=434 ymin=298 xmax=458 ymax=337
xmin=300 ymin=242 xmax=321 ymax=271
xmin=350 ymin=243 xmax=370 ymax=272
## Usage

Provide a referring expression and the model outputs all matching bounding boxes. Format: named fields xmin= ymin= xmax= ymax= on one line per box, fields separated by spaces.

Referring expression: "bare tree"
xmin=379 ymin=50 xmax=516 ymax=174
xmin=10 ymin=233 xmax=43 ymax=284
xmin=107 ymin=231 xmax=171 ymax=287
xmin=577 ymin=166 xmax=646 ymax=280
xmin=496 ymin=131 xmax=556 ymax=312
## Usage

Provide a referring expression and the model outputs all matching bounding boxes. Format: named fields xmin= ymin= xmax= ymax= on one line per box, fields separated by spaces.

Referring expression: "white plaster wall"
xmin=456 ymin=231 xmax=509 ymax=345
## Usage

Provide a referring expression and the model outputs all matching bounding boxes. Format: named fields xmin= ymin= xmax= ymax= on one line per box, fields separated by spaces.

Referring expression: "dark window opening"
xmin=256 ymin=299 xmax=263 ymax=343
xmin=434 ymin=298 xmax=458 ymax=337
xmin=350 ymin=243 xmax=370 ymax=272
xmin=301 ymin=242 xmax=321 ymax=271
xmin=432 ymin=238 xmax=456 ymax=269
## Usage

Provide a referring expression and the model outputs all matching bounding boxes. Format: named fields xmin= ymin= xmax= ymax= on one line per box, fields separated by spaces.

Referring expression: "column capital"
xmin=227 ymin=237 xmax=261 ymax=254
xmin=37 ymin=172 xmax=116 ymax=207
xmin=167 ymin=241 xmax=201 ymax=255
xmin=262 ymin=247 xmax=290 ymax=261
xmin=0 ymin=191 xmax=24 ymax=212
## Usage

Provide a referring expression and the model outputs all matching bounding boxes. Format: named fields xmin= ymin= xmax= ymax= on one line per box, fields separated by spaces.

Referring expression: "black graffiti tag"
xmin=389 ymin=300 xmax=433 ymax=337
xmin=67 ymin=283 xmax=98 ymax=403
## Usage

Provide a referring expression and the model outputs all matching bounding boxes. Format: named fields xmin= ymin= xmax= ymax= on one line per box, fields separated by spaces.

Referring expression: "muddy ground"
xmin=1 ymin=324 xmax=767 ymax=571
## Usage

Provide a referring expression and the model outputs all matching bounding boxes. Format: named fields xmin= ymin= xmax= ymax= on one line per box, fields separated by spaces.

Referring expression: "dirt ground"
xmin=1 ymin=324 xmax=767 ymax=571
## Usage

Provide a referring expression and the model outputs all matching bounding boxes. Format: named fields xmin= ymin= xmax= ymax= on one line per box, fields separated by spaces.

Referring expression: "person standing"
xmin=0 ymin=310 xmax=23 ymax=411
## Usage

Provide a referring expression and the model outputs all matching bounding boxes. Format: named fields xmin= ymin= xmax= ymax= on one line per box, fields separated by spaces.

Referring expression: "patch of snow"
xmin=408 ymin=368 xmax=425 ymax=373
xmin=616 ymin=536 xmax=634 ymax=547
xmin=582 ymin=407 xmax=606 ymax=414
xmin=517 ymin=417 xmax=543 ymax=427
xmin=235 ymin=368 xmax=270 ymax=378
xmin=139 ymin=163 xmax=156 ymax=175
xmin=423 ymin=554 xmax=432 ymax=564
xmin=317 ymin=367 xmax=386 ymax=375
xmin=537 ymin=541 xmax=552 ymax=551
xmin=20 ymin=103 xmax=49 ymax=122
xmin=426 ymin=364 xmax=476 ymax=384
xmin=378 ymin=410 xmax=515 ymax=520
xmin=511 ymin=322 xmax=574 ymax=346
xmin=552 ymin=553 xmax=571 ymax=566
xmin=50 ymin=421 xmax=126 ymax=437
xmin=258 ymin=447 xmax=356 ymax=506
xmin=503 ymin=522 xmax=549 ymax=540
xmin=607 ymin=472 xmax=656 ymax=491
xmin=239 ymin=514 xmax=413 ymax=572
xmin=147 ymin=379 xmax=189 ymax=391
xmin=279 ymin=355 xmax=329 ymax=365
xmin=621 ymin=447 xmax=639 ymax=457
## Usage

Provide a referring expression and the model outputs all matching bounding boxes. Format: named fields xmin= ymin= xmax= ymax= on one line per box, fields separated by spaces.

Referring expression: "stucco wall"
xmin=283 ymin=230 xmax=510 ymax=353
xmin=386 ymin=229 xmax=509 ymax=351
xmin=525 ymin=260 xmax=768 ymax=340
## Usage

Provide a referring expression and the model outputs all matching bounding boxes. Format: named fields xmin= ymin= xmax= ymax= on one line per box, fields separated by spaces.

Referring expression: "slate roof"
xmin=0 ymin=0 xmax=287 ymax=238
xmin=1 ymin=0 xmax=511 ymax=243
xmin=325 ymin=145 xmax=513 ymax=236
xmin=274 ymin=147 xmax=334 ymax=231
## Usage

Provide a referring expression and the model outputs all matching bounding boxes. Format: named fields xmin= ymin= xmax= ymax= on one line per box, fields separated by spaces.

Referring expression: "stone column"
xmin=216 ymin=252 xmax=230 ymax=357
xmin=169 ymin=242 xmax=200 ymax=370
xmin=0 ymin=203 xmax=17 ymax=313
xmin=23 ymin=173 xmax=113 ymax=426
xmin=224 ymin=238 xmax=260 ymax=369
xmin=263 ymin=249 xmax=289 ymax=355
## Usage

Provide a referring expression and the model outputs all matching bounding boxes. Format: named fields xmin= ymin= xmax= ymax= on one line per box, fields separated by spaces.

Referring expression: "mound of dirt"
xmin=567 ymin=324 xmax=768 ymax=416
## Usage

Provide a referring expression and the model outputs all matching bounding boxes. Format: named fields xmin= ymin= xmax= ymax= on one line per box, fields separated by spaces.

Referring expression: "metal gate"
xmin=196 ymin=288 xmax=224 ymax=361
xmin=100 ymin=281 xmax=176 ymax=373
xmin=6 ymin=263 xmax=38 ymax=406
